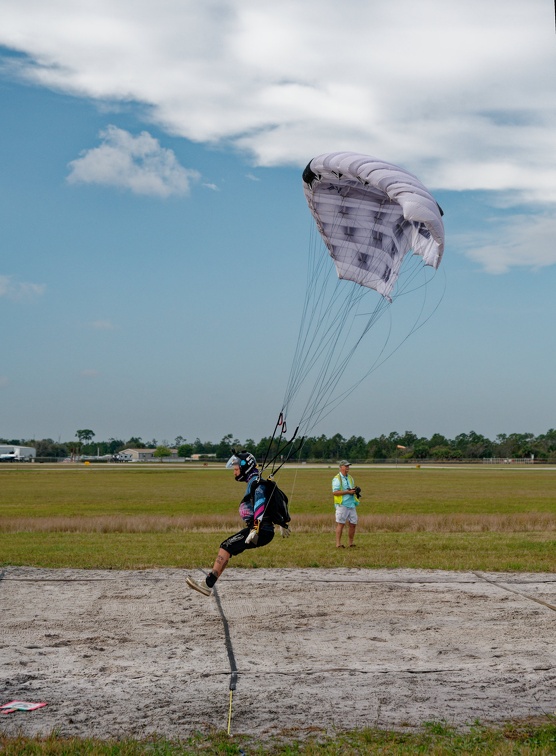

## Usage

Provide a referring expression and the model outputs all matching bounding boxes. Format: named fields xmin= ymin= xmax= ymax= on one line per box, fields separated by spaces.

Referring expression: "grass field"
xmin=1 ymin=464 xmax=555 ymax=571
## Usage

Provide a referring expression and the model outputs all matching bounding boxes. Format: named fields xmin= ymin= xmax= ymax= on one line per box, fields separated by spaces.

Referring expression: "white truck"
xmin=0 ymin=445 xmax=36 ymax=462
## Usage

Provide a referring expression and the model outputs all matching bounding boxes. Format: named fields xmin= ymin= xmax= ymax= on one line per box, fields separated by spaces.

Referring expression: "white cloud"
xmin=0 ymin=274 xmax=45 ymax=301
xmin=0 ymin=1 xmax=552 ymax=190
xmin=67 ymin=126 xmax=200 ymax=197
xmin=462 ymin=214 xmax=556 ymax=274
xmin=1 ymin=0 xmax=556 ymax=272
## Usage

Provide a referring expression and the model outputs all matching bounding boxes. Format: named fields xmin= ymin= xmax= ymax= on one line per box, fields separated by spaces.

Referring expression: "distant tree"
xmin=366 ymin=435 xmax=390 ymax=460
xmin=329 ymin=433 xmax=347 ymax=460
xmin=74 ymin=429 xmax=95 ymax=457
xmin=244 ymin=438 xmax=257 ymax=455
xmin=430 ymin=446 xmax=462 ymax=460
xmin=411 ymin=441 xmax=430 ymax=459
xmin=193 ymin=438 xmax=216 ymax=455
xmin=178 ymin=442 xmax=194 ymax=458
xmin=345 ymin=435 xmax=366 ymax=460
xmin=154 ymin=445 xmax=171 ymax=461
xmin=453 ymin=430 xmax=492 ymax=459
xmin=126 ymin=437 xmax=146 ymax=448
xmin=397 ymin=431 xmax=418 ymax=448
xmin=76 ymin=429 xmax=95 ymax=445
xmin=34 ymin=438 xmax=68 ymax=458
xmin=429 ymin=433 xmax=450 ymax=448
xmin=494 ymin=432 xmax=534 ymax=459
xmin=216 ymin=433 xmax=235 ymax=459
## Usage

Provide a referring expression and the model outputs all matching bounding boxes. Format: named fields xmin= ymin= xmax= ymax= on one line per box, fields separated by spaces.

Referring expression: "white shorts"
xmin=335 ymin=505 xmax=358 ymax=525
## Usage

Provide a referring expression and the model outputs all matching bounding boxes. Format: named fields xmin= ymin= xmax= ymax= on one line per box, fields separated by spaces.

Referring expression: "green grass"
xmin=2 ymin=718 xmax=556 ymax=754
xmin=1 ymin=465 xmax=555 ymax=571
xmin=2 ymin=465 xmax=556 ymax=517
xmin=1 ymin=530 xmax=555 ymax=571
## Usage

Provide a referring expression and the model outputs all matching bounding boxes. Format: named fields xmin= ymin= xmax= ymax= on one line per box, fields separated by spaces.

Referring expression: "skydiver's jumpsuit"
xmin=220 ymin=471 xmax=275 ymax=557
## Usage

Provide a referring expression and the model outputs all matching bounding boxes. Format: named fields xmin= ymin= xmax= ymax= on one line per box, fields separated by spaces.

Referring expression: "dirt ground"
xmin=1 ymin=566 xmax=555 ymax=740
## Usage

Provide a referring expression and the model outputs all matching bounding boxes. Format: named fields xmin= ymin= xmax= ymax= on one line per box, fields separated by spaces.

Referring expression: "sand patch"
xmin=1 ymin=567 xmax=555 ymax=739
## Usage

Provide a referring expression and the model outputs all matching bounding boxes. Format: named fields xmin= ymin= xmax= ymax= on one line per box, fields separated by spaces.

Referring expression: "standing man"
xmin=332 ymin=460 xmax=360 ymax=548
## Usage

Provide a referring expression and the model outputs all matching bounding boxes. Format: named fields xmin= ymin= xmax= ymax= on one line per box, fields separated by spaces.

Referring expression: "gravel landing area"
xmin=1 ymin=567 xmax=555 ymax=739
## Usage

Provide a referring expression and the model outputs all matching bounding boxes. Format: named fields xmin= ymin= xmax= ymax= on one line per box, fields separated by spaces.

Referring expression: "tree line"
xmin=2 ymin=428 xmax=556 ymax=462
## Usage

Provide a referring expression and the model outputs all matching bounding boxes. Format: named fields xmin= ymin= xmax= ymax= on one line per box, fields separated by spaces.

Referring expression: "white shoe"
xmin=186 ymin=576 xmax=212 ymax=596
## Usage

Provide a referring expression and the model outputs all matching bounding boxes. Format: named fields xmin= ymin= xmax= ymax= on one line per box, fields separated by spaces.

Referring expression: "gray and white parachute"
xmin=302 ymin=152 xmax=444 ymax=301
xmin=273 ymin=150 xmax=446 ymax=442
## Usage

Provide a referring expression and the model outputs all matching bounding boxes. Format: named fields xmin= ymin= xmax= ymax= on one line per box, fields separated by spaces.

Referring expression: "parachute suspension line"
xmin=288 ymin=283 xmax=360 ymax=420
xmin=267 ymin=433 xmax=305 ymax=479
xmin=297 ymin=295 xmax=391 ymax=434
xmin=281 ymin=223 xmax=367 ymax=427
xmin=292 ymin=297 xmax=372 ymax=432
xmin=281 ymin=223 xmax=340 ymax=413
xmin=266 ymin=425 xmax=297 ymax=475
xmin=309 ymin=262 xmax=446 ymax=428
xmin=257 ymin=410 xmax=303 ymax=478
xmin=259 ymin=412 xmax=287 ymax=474
xmin=283 ymin=254 xmax=432 ymax=434
xmin=280 ymin=221 xmax=321 ymax=404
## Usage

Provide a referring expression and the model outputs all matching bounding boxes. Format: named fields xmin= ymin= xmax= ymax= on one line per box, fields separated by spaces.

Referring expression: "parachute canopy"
xmin=302 ymin=152 xmax=444 ymax=301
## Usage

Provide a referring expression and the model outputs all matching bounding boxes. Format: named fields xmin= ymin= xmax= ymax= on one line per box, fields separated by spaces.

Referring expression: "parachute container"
xmin=302 ymin=152 xmax=444 ymax=301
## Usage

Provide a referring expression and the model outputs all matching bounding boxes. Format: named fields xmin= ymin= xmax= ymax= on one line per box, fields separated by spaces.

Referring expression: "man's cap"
xmin=338 ymin=459 xmax=350 ymax=467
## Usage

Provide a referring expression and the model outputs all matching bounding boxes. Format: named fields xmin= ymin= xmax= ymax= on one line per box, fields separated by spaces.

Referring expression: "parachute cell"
xmin=302 ymin=152 xmax=444 ymax=301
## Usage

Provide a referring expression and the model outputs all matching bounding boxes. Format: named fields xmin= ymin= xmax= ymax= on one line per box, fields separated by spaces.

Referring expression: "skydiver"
xmin=186 ymin=451 xmax=276 ymax=596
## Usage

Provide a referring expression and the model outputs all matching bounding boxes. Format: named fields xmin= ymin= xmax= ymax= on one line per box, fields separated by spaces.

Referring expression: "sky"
xmin=1 ymin=0 xmax=556 ymax=446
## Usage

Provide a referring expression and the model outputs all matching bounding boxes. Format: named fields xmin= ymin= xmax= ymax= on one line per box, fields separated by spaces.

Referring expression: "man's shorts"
xmin=335 ymin=505 xmax=358 ymax=525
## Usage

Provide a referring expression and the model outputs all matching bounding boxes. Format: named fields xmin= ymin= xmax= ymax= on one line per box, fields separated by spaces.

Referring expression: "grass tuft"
xmin=1 ymin=718 xmax=556 ymax=754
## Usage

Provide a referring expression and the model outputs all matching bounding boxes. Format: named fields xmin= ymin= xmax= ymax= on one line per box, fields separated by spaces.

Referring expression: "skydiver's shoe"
xmin=186 ymin=576 xmax=212 ymax=596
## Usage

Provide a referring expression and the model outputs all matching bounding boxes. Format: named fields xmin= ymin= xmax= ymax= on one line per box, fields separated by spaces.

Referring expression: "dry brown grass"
xmin=2 ymin=512 xmax=555 ymax=533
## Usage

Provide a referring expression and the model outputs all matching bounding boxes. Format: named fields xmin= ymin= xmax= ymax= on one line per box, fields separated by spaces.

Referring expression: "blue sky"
xmin=1 ymin=0 xmax=555 ymax=445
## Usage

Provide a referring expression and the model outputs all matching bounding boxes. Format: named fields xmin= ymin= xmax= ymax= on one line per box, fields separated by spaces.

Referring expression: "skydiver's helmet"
xmin=226 ymin=450 xmax=258 ymax=482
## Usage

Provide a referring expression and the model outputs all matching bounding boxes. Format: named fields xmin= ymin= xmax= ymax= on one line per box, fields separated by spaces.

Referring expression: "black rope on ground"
xmin=212 ymin=582 xmax=239 ymax=734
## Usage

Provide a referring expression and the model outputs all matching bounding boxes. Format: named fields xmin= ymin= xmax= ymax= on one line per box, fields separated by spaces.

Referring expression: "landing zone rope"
xmin=212 ymin=582 xmax=238 ymax=735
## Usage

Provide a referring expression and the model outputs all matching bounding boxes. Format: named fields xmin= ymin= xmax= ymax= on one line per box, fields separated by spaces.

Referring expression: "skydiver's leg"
xmin=187 ymin=525 xmax=274 ymax=596
xmin=186 ymin=529 xmax=246 ymax=596
xmin=206 ymin=548 xmax=230 ymax=586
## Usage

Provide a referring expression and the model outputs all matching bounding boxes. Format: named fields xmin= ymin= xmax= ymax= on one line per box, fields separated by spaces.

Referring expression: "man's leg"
xmin=335 ymin=522 xmax=345 ymax=547
xmin=348 ymin=523 xmax=356 ymax=547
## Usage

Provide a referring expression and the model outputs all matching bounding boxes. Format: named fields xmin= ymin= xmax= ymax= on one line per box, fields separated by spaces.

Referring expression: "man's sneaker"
xmin=186 ymin=576 xmax=212 ymax=596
